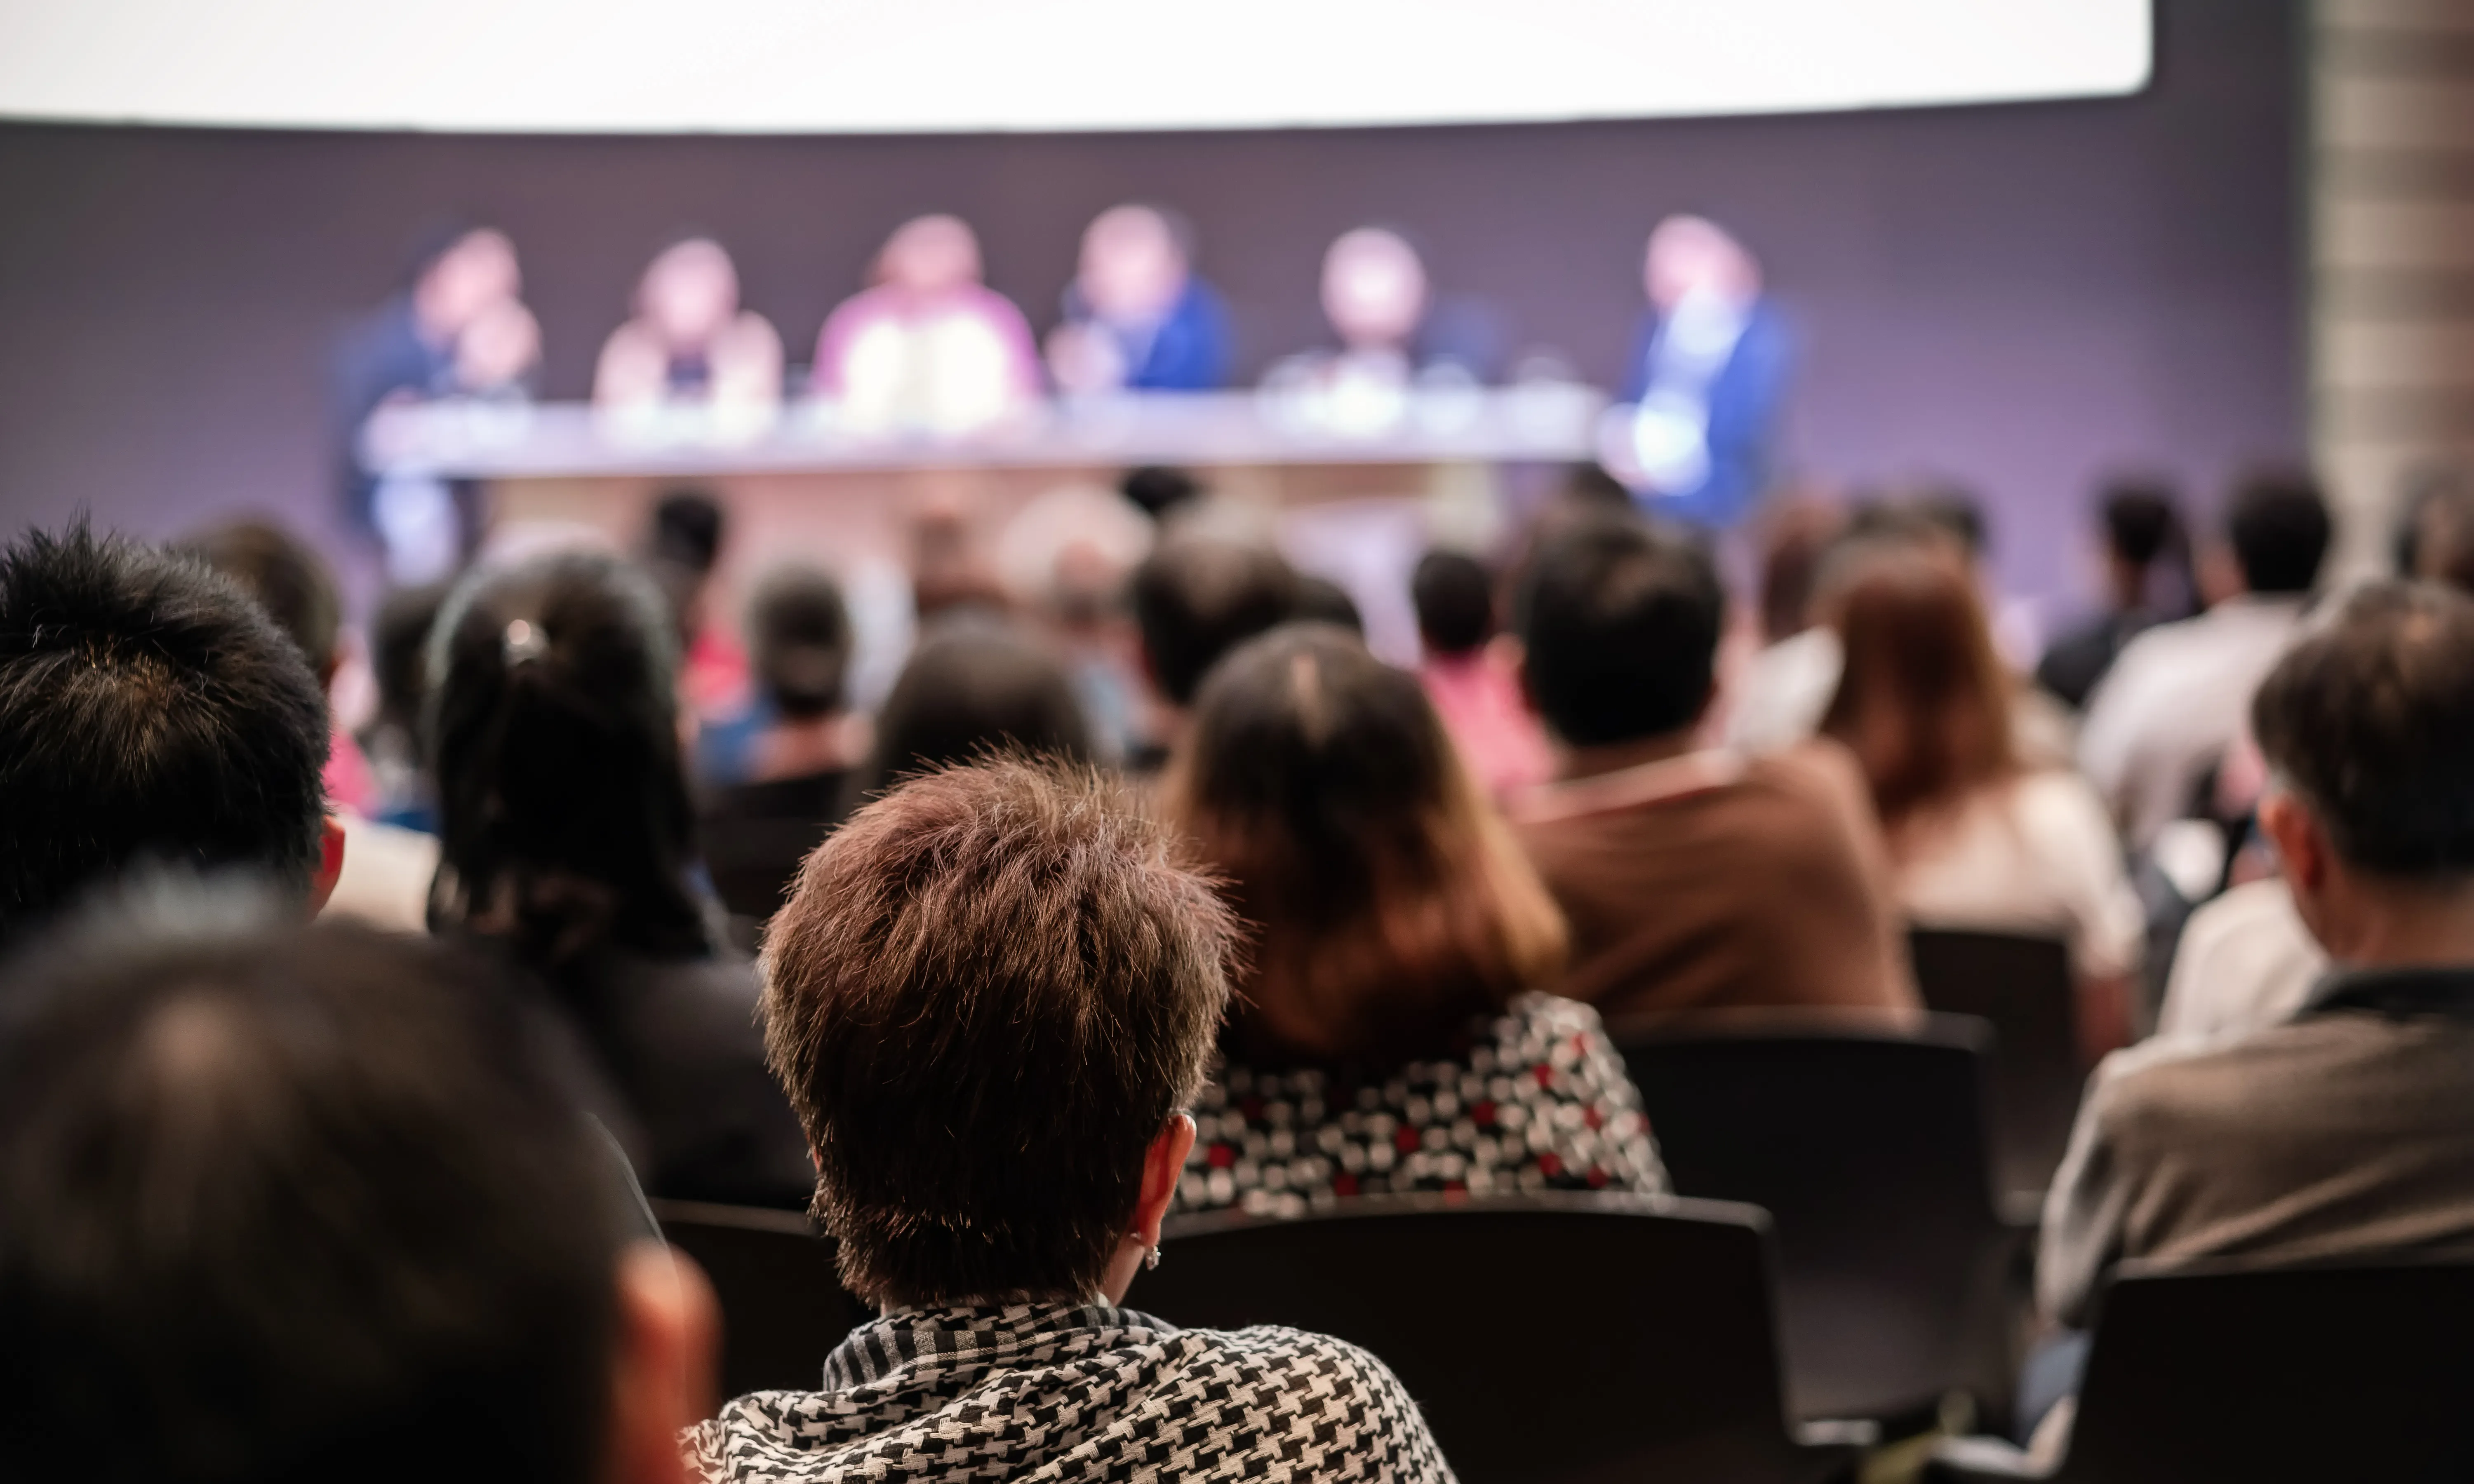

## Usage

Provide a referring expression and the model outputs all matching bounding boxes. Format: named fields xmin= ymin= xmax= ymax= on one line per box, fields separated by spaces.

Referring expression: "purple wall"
xmin=0 ymin=0 xmax=2298 ymax=615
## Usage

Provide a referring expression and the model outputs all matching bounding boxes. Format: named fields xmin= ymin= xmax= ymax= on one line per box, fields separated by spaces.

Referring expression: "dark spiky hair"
xmin=0 ymin=522 xmax=330 ymax=945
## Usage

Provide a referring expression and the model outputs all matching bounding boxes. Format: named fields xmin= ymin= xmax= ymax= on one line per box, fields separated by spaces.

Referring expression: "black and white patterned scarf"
xmin=686 ymin=1300 xmax=1456 ymax=1484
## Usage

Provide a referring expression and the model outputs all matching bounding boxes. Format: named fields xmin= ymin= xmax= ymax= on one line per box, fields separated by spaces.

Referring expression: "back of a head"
xmin=176 ymin=517 xmax=343 ymax=681
xmin=1910 ymin=486 xmax=1989 ymax=561
xmin=1412 ymin=549 xmax=1496 ymax=657
xmin=762 ymin=758 xmax=1235 ymax=1306
xmin=748 ymin=566 xmax=851 ymax=720
xmin=371 ymin=581 xmax=452 ymax=732
xmin=1513 ymin=515 xmax=1725 ymax=747
xmin=2253 ymin=580 xmax=2474 ymax=877
xmin=2394 ymin=463 xmax=2472 ymax=578
xmin=1129 ymin=533 xmax=1300 ymax=706
xmin=1558 ymin=462 xmax=1636 ymax=514
xmin=0 ymin=891 xmax=620 ymax=1484
xmin=1755 ymin=498 xmax=1846 ymax=643
xmin=1848 ymin=488 xmax=1985 ymax=565
xmin=2226 ymin=471 xmax=2331 ymax=596
xmin=428 ymin=551 xmax=709 ymax=965
xmin=1164 ymin=624 xmax=1564 ymax=1061
xmin=2404 ymin=469 xmax=2474 ymax=595
xmin=2101 ymin=481 xmax=2181 ymax=570
xmin=855 ymin=623 xmax=1092 ymax=800
xmin=1293 ymin=574 xmax=1365 ymax=635
xmin=1817 ymin=542 xmax=2017 ymax=824
xmin=647 ymin=490 xmax=725 ymax=576
xmin=0 ymin=524 xmax=330 ymax=947
xmin=1119 ymin=465 xmax=1205 ymax=523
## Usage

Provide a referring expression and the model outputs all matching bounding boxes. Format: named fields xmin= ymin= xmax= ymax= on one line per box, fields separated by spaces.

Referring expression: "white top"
xmin=2153 ymin=876 xmax=2328 ymax=1046
xmin=2076 ymin=596 xmax=2306 ymax=852
xmin=320 ymin=813 xmax=438 ymax=935
xmin=1895 ymin=769 xmax=2146 ymax=980
xmin=1724 ymin=627 xmax=1841 ymax=755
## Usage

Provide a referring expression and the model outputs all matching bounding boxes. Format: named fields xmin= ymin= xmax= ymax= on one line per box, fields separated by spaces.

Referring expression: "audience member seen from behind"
xmin=0 ymin=895 xmax=716 ymax=1484
xmin=691 ymin=759 xmax=1451 ymax=1483
xmin=179 ymin=517 xmax=440 ymax=934
xmin=1507 ymin=516 xmax=1915 ymax=1018
xmin=1293 ymin=573 xmax=1365 ymax=634
xmin=0 ymin=524 xmax=339 ymax=951
xmin=1817 ymin=544 xmax=2144 ymax=1058
xmin=642 ymin=488 xmax=750 ymax=724
xmin=2079 ymin=471 xmax=2331 ymax=852
xmin=2036 ymin=480 xmax=2191 ymax=711
xmin=2041 ymin=581 xmax=2474 ymax=1331
xmin=361 ymin=579 xmax=452 ymax=831
xmin=2394 ymin=464 xmax=2474 ymax=587
xmin=2147 ymin=470 xmax=2474 ymax=1049
xmin=814 ymin=214 xmax=1042 ymax=435
xmin=1724 ymin=495 xmax=1848 ymax=754
xmin=1411 ymin=549 xmax=1551 ymax=796
xmin=428 ymin=551 xmax=813 ymax=1209
xmin=1126 ymin=530 xmax=1300 ymax=770
xmin=997 ymin=482 xmax=1159 ymax=765
xmin=1160 ymin=625 xmax=1664 ymax=1217
xmin=1047 ymin=204 xmax=1232 ymax=394
xmin=175 ymin=516 xmax=370 ymax=814
xmin=844 ymin=620 xmax=1094 ymax=810
xmin=595 ymin=237 xmax=784 ymax=411
xmin=701 ymin=566 xmax=865 ymax=924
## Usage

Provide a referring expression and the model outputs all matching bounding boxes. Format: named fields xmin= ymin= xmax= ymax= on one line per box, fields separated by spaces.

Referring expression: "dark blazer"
xmin=548 ymin=944 xmax=815 ymax=1212
xmin=1618 ymin=298 xmax=1792 ymax=530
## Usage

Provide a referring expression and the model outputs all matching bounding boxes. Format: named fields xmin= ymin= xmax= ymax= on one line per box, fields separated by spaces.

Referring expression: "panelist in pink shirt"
xmin=813 ymin=214 xmax=1041 ymax=436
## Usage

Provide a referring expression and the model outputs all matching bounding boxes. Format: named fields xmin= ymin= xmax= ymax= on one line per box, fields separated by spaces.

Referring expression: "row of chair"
xmin=666 ymin=930 xmax=2089 ymax=1427
xmin=1903 ymin=927 xmax=2083 ymax=1209
xmin=662 ymin=931 xmax=2462 ymax=1478
xmin=658 ymin=1193 xmax=2474 ymax=1482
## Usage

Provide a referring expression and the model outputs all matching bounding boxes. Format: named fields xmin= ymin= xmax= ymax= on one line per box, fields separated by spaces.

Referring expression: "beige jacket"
xmin=2040 ymin=965 xmax=2474 ymax=1327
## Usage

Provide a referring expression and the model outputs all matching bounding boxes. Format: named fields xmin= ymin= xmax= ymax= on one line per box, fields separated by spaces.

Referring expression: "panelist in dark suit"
xmin=1606 ymin=215 xmax=1793 ymax=532
xmin=1047 ymin=203 xmax=1232 ymax=394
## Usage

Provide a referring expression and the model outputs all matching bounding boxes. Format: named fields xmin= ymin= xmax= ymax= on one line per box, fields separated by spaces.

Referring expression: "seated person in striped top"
xmin=1157 ymin=623 xmax=1665 ymax=1217
xmin=692 ymin=758 xmax=1451 ymax=1484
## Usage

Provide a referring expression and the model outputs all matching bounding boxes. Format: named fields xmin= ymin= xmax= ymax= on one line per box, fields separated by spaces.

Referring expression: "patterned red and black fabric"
xmin=1176 ymin=994 xmax=1666 ymax=1219
xmin=685 ymin=1301 xmax=1454 ymax=1483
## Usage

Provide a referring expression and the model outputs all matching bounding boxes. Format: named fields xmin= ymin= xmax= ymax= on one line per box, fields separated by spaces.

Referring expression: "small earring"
xmin=1144 ymin=1244 xmax=1162 ymax=1271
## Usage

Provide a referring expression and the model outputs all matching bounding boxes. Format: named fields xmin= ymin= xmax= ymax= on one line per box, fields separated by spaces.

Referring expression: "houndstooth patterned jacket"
xmin=684 ymin=1301 xmax=1456 ymax=1484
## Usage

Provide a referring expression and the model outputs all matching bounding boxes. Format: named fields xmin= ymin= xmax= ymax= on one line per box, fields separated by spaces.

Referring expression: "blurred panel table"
xmin=363 ymin=387 xmax=1605 ymax=484
xmin=362 ymin=387 xmax=1605 ymax=658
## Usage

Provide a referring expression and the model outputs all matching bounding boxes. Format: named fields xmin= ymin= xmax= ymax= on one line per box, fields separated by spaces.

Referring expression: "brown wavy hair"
xmin=1159 ymin=624 xmax=1567 ymax=1063
xmin=1818 ymin=543 xmax=2018 ymax=836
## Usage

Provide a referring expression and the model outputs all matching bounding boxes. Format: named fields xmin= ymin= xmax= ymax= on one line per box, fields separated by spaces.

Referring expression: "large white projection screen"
xmin=0 ymin=0 xmax=2150 ymax=134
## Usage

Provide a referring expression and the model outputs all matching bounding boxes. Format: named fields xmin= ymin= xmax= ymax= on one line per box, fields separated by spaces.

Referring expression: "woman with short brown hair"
xmin=1159 ymin=624 xmax=1663 ymax=1217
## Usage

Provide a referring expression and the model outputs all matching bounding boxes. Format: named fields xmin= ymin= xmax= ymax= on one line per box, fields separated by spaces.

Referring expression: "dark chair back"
xmin=1906 ymin=929 xmax=2081 ymax=1204
xmin=1613 ymin=1011 xmax=2022 ymax=1426
xmin=651 ymin=1199 xmax=871 ymax=1398
xmin=2054 ymin=1259 xmax=2474 ymax=1481
xmin=1132 ymin=1192 xmax=1857 ymax=1484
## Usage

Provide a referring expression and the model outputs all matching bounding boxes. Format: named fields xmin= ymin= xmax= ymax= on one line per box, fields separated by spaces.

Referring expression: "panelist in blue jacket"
xmin=1604 ymin=215 xmax=1793 ymax=532
xmin=1047 ymin=204 xmax=1233 ymax=394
